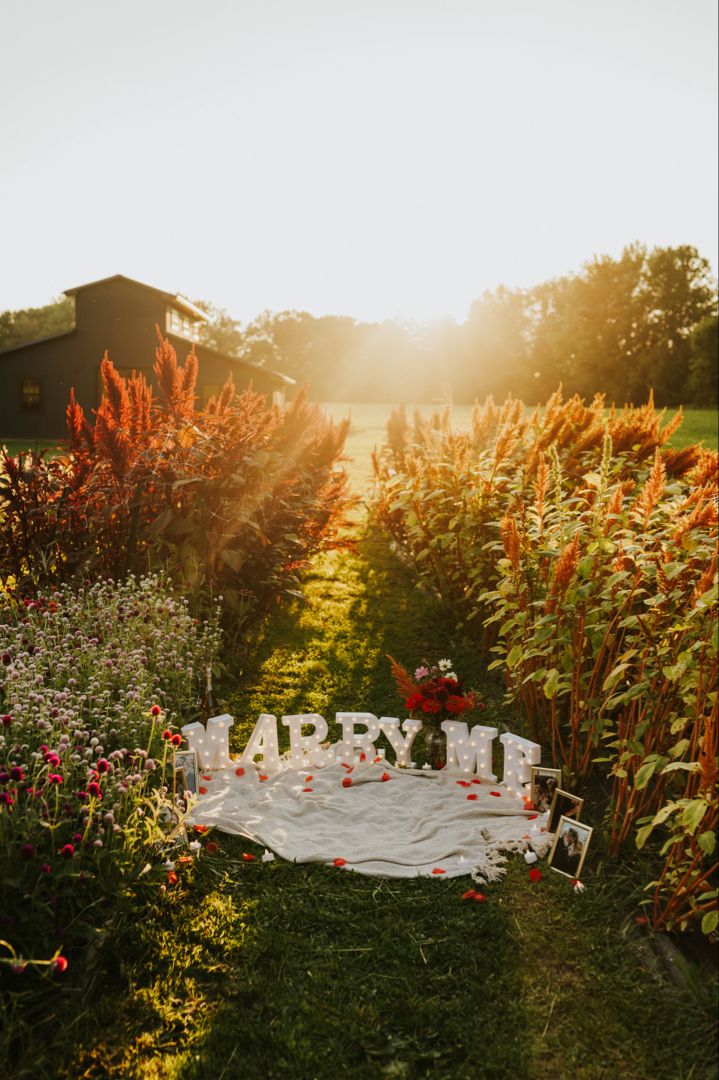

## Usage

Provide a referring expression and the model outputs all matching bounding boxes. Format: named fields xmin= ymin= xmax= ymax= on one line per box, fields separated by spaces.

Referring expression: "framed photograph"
xmin=548 ymin=816 xmax=593 ymax=879
xmin=173 ymin=749 xmax=198 ymax=794
xmin=530 ymin=766 xmax=562 ymax=814
xmin=547 ymin=788 xmax=584 ymax=834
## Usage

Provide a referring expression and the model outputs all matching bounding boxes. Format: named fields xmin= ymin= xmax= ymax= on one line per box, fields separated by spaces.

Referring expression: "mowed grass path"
xmin=57 ymin=524 xmax=717 ymax=1080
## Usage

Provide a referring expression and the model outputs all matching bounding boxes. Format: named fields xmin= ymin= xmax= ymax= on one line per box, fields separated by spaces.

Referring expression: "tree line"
xmin=2 ymin=244 xmax=716 ymax=406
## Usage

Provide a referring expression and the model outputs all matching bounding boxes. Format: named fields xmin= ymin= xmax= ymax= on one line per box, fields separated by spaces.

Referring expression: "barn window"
xmin=166 ymin=308 xmax=200 ymax=342
xmin=21 ymin=378 xmax=42 ymax=409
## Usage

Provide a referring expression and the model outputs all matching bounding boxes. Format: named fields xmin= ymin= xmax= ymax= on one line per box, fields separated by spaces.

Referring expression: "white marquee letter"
xmin=500 ymin=732 xmax=540 ymax=798
xmin=240 ymin=713 xmax=281 ymax=772
xmin=181 ymin=713 xmax=234 ymax=771
xmin=336 ymin=712 xmax=381 ymax=761
xmin=282 ymin=714 xmax=334 ymax=767
xmin=379 ymin=717 xmax=423 ymax=766
xmin=441 ymin=721 xmax=498 ymax=778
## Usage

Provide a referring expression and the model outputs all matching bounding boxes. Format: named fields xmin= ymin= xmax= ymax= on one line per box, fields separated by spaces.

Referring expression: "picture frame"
xmin=530 ymin=766 xmax=562 ymax=814
xmin=173 ymin=749 xmax=198 ymax=795
xmin=547 ymin=788 xmax=584 ymax=834
xmin=548 ymin=816 xmax=593 ymax=879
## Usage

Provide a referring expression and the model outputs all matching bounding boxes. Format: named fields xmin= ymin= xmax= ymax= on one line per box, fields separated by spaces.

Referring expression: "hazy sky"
xmin=1 ymin=0 xmax=716 ymax=324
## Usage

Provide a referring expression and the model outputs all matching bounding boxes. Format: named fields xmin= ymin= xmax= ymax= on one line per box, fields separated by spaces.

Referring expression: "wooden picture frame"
xmin=547 ymin=788 xmax=584 ymax=834
xmin=530 ymin=766 xmax=562 ymax=814
xmin=173 ymin=749 xmax=198 ymax=794
xmin=548 ymin=816 xmax=593 ymax=879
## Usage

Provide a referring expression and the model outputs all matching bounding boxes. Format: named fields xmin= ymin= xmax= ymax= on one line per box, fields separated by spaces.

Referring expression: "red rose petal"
xmin=466 ymin=793 xmax=478 ymax=801
xmin=305 ymin=775 xmax=314 ymax=782
xmin=341 ymin=763 xmax=352 ymax=771
xmin=373 ymin=756 xmax=382 ymax=763
xmin=527 ymin=814 xmax=538 ymax=820
xmin=381 ymin=772 xmax=390 ymax=782
xmin=471 ymin=778 xmax=482 ymax=785
xmin=242 ymin=852 xmax=256 ymax=862
xmin=302 ymin=786 xmax=313 ymax=792
xmin=489 ymin=791 xmax=502 ymax=797
xmin=635 ymin=915 xmax=648 ymax=925
xmin=342 ymin=777 xmax=352 ymax=788
xmin=462 ymin=889 xmax=477 ymax=900
xmin=198 ymin=786 xmax=208 ymax=794
xmin=456 ymin=780 xmax=471 ymax=787
xmin=235 ymin=767 xmax=245 ymax=777
xmin=473 ymin=892 xmax=487 ymax=903
xmin=333 ymin=858 xmax=347 ymax=867
xmin=202 ymin=775 xmax=212 ymax=781
xmin=431 ymin=867 xmax=446 ymax=875
xmin=529 ymin=868 xmax=542 ymax=883
xmin=259 ymin=774 xmax=268 ymax=782
xmin=359 ymin=752 xmax=366 ymax=762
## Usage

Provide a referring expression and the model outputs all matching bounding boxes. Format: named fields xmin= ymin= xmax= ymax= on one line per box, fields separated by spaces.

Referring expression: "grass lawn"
xmin=16 ymin=524 xmax=711 ymax=1080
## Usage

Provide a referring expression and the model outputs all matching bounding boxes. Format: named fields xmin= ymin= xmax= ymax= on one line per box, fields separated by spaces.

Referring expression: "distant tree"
xmin=0 ymin=296 xmax=74 ymax=352
xmin=192 ymin=300 xmax=244 ymax=357
xmin=635 ymin=246 xmax=717 ymax=403
xmin=457 ymin=286 xmax=530 ymax=402
xmin=687 ymin=314 xmax=719 ymax=406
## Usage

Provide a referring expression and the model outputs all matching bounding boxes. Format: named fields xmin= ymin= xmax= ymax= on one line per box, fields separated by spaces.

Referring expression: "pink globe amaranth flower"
xmin=60 ymin=844 xmax=75 ymax=859
xmin=171 ymin=734 xmax=182 ymax=747
xmin=96 ymin=758 xmax=109 ymax=773
xmin=20 ymin=843 xmax=35 ymax=860
xmin=1 ymin=714 xmax=11 ymax=727
xmin=150 ymin=705 xmax=162 ymax=717
xmin=0 ymin=792 xmax=14 ymax=806
xmin=53 ymin=955 xmax=69 ymax=973
xmin=87 ymin=782 xmax=102 ymax=798
xmin=48 ymin=773 xmax=63 ymax=784
xmin=0 ymin=771 xmax=10 ymax=784
xmin=40 ymin=863 xmax=52 ymax=874
xmin=10 ymin=766 xmax=24 ymax=782
xmin=44 ymin=752 xmax=61 ymax=767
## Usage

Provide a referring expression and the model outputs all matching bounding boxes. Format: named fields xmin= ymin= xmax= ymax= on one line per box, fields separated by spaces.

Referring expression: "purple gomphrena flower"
xmin=10 ymin=766 xmax=24 ymax=782
xmin=0 ymin=771 xmax=10 ymax=784
xmin=20 ymin=843 xmax=35 ymax=860
xmin=40 ymin=864 xmax=52 ymax=875
xmin=96 ymin=759 xmax=109 ymax=774
xmin=48 ymin=774 xmax=64 ymax=785
xmin=1 ymin=714 xmax=11 ymax=728
xmin=59 ymin=844 xmax=75 ymax=859
xmin=87 ymin=782 xmax=101 ymax=798
xmin=0 ymin=793 xmax=14 ymax=806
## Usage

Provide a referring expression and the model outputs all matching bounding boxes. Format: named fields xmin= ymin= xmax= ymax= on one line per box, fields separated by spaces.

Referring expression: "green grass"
xmin=8 ymin=529 xmax=714 ymax=1080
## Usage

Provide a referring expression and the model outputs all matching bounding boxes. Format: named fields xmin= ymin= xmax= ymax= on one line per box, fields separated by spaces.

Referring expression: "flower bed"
xmin=0 ymin=573 xmax=221 ymax=978
xmin=372 ymin=391 xmax=718 ymax=934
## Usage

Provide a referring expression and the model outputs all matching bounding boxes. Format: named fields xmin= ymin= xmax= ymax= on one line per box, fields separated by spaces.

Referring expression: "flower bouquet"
xmin=388 ymin=656 xmax=481 ymax=769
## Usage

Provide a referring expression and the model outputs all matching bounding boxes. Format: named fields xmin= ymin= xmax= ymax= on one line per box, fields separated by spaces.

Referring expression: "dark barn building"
xmin=0 ymin=275 xmax=294 ymax=440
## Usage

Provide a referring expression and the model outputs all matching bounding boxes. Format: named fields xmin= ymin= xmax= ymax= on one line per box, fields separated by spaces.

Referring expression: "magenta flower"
xmin=96 ymin=758 xmax=109 ymax=773
xmin=60 ymin=844 xmax=75 ymax=859
xmin=40 ymin=863 xmax=52 ymax=874
xmin=44 ymin=752 xmax=61 ymax=767
xmin=1 ymin=714 xmax=11 ymax=727
xmin=87 ymin=781 xmax=102 ymax=798
xmin=0 ymin=792 xmax=14 ymax=806
xmin=20 ymin=843 xmax=35 ymax=860
xmin=10 ymin=766 xmax=24 ymax=782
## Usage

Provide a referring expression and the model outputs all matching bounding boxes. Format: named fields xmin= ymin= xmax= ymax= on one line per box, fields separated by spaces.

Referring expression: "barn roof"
xmin=64 ymin=274 xmax=209 ymax=322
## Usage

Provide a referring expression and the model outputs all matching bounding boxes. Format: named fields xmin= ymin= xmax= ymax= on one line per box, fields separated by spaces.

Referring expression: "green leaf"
xmin=602 ymin=663 xmax=629 ymax=693
xmin=636 ymin=823 xmax=655 ymax=850
xmin=701 ymin=911 xmax=718 ymax=936
xmin=681 ymin=799 xmax=708 ymax=834
xmin=543 ymin=668 xmax=560 ymax=698
xmin=698 ymin=831 xmax=716 ymax=856
xmin=220 ymin=549 xmax=245 ymax=573
xmin=634 ymin=761 xmax=657 ymax=791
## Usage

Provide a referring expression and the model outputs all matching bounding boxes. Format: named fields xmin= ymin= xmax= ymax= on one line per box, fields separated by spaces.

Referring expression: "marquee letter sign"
xmin=182 ymin=712 xmax=541 ymax=790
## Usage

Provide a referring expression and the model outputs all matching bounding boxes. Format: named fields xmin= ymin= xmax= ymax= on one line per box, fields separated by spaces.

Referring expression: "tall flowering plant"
xmin=388 ymin=656 xmax=481 ymax=767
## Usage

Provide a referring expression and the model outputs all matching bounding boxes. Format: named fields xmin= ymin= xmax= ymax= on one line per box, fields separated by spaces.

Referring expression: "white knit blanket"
xmin=187 ymin=756 xmax=550 ymax=879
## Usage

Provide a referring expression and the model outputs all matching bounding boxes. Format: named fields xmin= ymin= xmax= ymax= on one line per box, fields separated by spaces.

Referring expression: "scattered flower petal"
xmin=333 ymin=858 xmax=347 ymax=867
xmin=529 ymin=868 xmax=543 ymax=883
